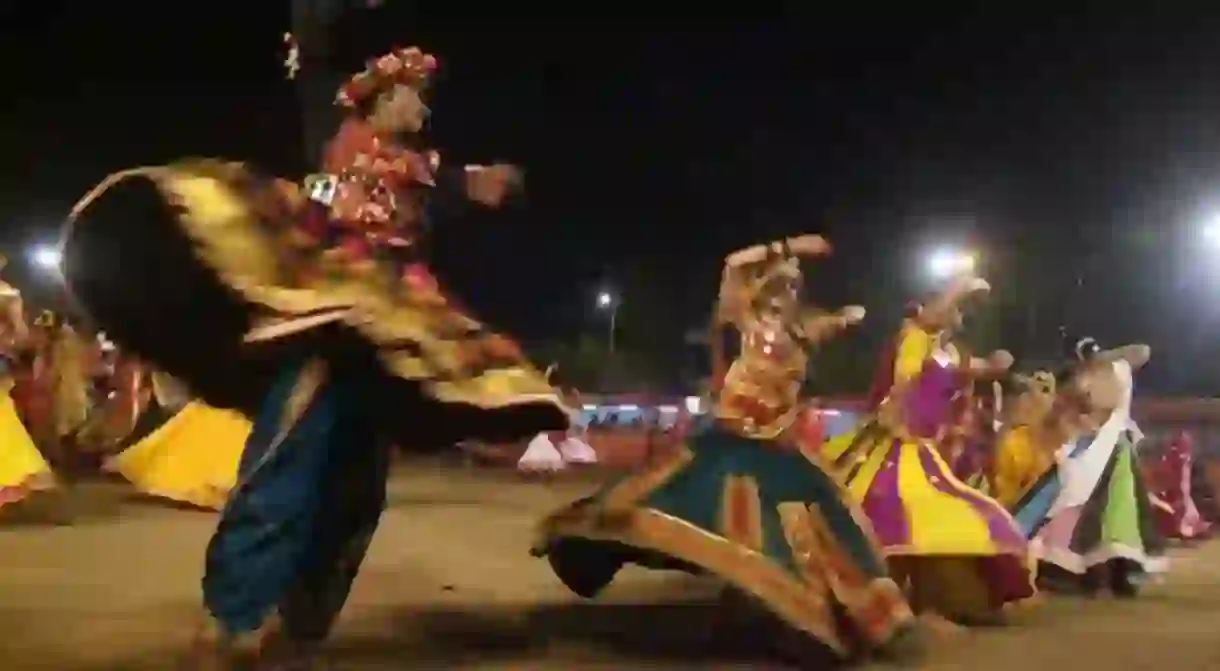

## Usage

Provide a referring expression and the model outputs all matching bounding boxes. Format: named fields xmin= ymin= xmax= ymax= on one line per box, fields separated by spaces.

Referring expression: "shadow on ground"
xmin=328 ymin=596 xmax=840 ymax=668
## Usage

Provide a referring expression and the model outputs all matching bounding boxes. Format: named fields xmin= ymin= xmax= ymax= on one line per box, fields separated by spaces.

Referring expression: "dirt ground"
xmin=3 ymin=466 xmax=1220 ymax=670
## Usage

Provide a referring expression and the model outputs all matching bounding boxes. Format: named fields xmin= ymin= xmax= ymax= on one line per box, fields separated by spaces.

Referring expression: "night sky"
xmin=5 ymin=7 xmax=1220 ymax=392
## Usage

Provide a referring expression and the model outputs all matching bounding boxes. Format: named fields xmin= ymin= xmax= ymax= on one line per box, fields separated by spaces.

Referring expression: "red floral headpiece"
xmin=335 ymin=46 xmax=438 ymax=109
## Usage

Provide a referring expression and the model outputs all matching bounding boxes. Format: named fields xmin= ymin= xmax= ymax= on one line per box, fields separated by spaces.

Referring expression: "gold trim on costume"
xmin=273 ymin=358 xmax=329 ymax=449
xmin=65 ymin=161 xmax=568 ymax=416
xmin=539 ymin=505 xmax=848 ymax=656
xmin=537 ymin=441 xmax=910 ymax=657
xmin=721 ymin=475 xmax=764 ymax=553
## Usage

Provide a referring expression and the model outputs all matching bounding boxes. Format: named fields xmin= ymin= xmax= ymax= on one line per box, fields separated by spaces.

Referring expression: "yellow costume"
xmin=49 ymin=325 xmax=90 ymax=439
xmin=106 ymin=400 xmax=249 ymax=510
xmin=0 ymin=283 xmax=54 ymax=508
xmin=993 ymin=427 xmax=1054 ymax=509
xmin=992 ymin=372 xmax=1057 ymax=509
xmin=0 ymin=384 xmax=55 ymax=507
xmin=822 ymin=321 xmax=1033 ymax=620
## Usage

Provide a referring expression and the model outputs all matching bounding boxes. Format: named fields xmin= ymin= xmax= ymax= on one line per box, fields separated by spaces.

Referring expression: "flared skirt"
xmin=532 ymin=421 xmax=912 ymax=657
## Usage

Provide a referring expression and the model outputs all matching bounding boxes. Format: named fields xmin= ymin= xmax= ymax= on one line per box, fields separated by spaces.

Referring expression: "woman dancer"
xmin=13 ymin=311 xmax=58 ymax=461
xmin=993 ymin=371 xmax=1059 ymax=508
xmin=1149 ymin=430 xmax=1211 ymax=541
xmin=75 ymin=342 xmax=149 ymax=468
xmin=534 ymin=235 xmax=918 ymax=664
xmin=0 ymin=269 xmax=55 ymax=511
xmin=63 ymin=44 xmax=568 ymax=668
xmin=1028 ymin=336 xmax=1166 ymax=596
xmin=948 ymin=384 xmax=997 ymax=494
xmin=821 ymin=275 xmax=1034 ymax=623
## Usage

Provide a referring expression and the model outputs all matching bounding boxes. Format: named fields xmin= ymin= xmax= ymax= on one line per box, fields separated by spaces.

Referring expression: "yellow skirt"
xmin=0 ymin=392 xmax=54 ymax=507
xmin=106 ymin=401 xmax=250 ymax=510
xmin=819 ymin=420 xmax=1036 ymax=619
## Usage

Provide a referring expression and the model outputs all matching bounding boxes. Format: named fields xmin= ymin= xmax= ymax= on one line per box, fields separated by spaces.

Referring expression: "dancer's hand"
xmin=951 ymin=275 xmax=990 ymax=295
xmin=465 ymin=164 xmax=524 ymax=207
xmin=839 ymin=305 xmax=866 ymax=325
xmin=786 ymin=234 xmax=831 ymax=256
xmin=987 ymin=349 xmax=1014 ymax=371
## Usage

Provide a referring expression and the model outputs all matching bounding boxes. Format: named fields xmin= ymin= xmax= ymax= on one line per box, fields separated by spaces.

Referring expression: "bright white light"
xmin=597 ymin=291 xmax=613 ymax=308
xmin=657 ymin=405 xmax=679 ymax=414
xmin=1205 ymin=223 xmax=1220 ymax=246
xmin=684 ymin=395 xmax=703 ymax=415
xmin=926 ymin=247 xmax=975 ymax=279
xmin=30 ymin=246 xmax=61 ymax=271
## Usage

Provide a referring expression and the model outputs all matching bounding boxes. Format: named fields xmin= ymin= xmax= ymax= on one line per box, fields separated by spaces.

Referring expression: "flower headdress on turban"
xmin=335 ymin=46 xmax=438 ymax=109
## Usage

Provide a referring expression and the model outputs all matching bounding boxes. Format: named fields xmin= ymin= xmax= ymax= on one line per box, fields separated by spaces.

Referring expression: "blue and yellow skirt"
xmin=532 ymin=419 xmax=913 ymax=658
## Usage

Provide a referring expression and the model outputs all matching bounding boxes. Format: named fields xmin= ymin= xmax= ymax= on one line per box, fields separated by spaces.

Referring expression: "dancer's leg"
xmin=199 ymin=359 xmax=340 ymax=643
xmin=273 ymin=424 xmax=390 ymax=648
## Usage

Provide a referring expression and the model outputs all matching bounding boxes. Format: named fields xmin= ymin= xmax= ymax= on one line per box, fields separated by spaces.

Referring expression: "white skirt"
xmin=557 ymin=436 xmax=598 ymax=464
xmin=518 ymin=433 xmax=567 ymax=471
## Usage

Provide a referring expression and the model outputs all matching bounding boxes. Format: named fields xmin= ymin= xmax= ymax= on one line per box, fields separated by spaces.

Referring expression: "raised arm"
xmin=965 ymin=349 xmax=1014 ymax=379
xmin=724 ymin=233 xmax=830 ymax=268
xmin=915 ymin=275 xmax=990 ymax=331
xmin=800 ymin=305 xmax=866 ymax=344
xmin=1097 ymin=343 xmax=1151 ymax=370
xmin=719 ymin=234 xmax=831 ymax=325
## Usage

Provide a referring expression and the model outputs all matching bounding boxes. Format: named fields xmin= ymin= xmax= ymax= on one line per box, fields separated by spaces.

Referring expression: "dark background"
xmin=4 ymin=5 xmax=1220 ymax=392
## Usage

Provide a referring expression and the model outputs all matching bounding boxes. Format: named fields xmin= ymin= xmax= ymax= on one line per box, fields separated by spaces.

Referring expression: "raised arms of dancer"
xmin=722 ymin=233 xmax=830 ymax=268
xmin=915 ymin=274 xmax=989 ymax=331
xmin=1096 ymin=343 xmax=1151 ymax=370
xmin=800 ymin=305 xmax=866 ymax=344
xmin=718 ymin=234 xmax=829 ymax=324
xmin=965 ymin=349 xmax=1014 ymax=378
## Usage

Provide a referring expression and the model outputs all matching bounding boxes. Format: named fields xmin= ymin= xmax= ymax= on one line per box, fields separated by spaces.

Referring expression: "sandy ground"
xmin=3 ymin=467 xmax=1220 ymax=670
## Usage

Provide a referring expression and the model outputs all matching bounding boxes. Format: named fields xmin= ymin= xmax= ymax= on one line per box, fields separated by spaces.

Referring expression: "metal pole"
xmin=609 ymin=307 xmax=617 ymax=354
xmin=290 ymin=0 xmax=359 ymax=167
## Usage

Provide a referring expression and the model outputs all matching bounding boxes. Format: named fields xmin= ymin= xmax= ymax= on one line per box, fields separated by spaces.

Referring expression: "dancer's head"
xmin=1062 ymin=329 xmax=1101 ymax=364
xmin=1011 ymin=370 xmax=1056 ymax=425
xmin=911 ymin=276 xmax=989 ymax=335
xmin=1063 ymin=338 xmax=1148 ymax=422
xmin=337 ymin=46 xmax=438 ymax=134
xmin=751 ymin=247 xmax=803 ymax=318
xmin=912 ymin=291 xmax=963 ymax=333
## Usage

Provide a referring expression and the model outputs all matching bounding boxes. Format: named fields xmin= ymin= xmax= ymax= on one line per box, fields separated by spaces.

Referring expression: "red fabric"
xmin=1150 ymin=431 xmax=1212 ymax=539
xmin=321 ymin=118 xmax=435 ymax=232
xmin=794 ymin=406 xmax=825 ymax=449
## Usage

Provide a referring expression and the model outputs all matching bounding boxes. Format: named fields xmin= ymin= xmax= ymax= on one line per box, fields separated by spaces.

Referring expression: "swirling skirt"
xmin=61 ymin=160 xmax=568 ymax=448
xmin=823 ymin=420 xmax=1035 ymax=617
xmin=532 ymin=420 xmax=913 ymax=658
xmin=105 ymin=401 xmax=249 ymax=510
xmin=0 ymin=392 xmax=54 ymax=508
xmin=1016 ymin=435 xmax=1167 ymax=578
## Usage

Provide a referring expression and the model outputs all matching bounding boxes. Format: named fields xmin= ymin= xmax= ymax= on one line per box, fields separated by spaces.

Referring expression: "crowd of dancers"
xmin=0 ymin=37 xmax=1204 ymax=669
xmin=0 ymin=291 xmax=253 ymax=515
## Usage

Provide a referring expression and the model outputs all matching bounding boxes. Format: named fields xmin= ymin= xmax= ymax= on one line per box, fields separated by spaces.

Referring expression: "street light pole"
xmin=609 ymin=304 xmax=618 ymax=354
xmin=597 ymin=290 xmax=618 ymax=354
